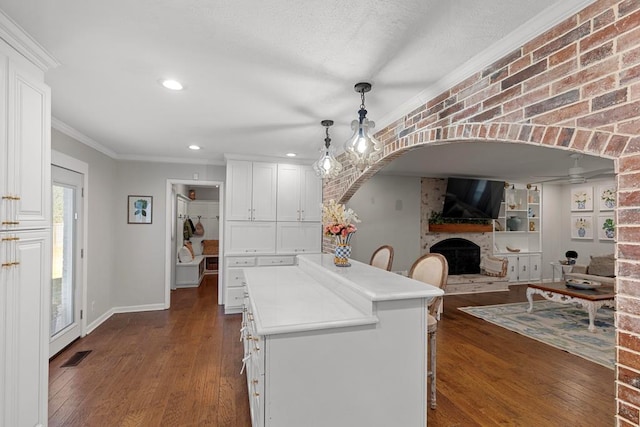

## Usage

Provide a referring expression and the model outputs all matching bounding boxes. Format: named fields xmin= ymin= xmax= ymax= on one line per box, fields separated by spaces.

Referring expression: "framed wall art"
xmin=597 ymin=184 xmax=616 ymax=211
xmin=598 ymin=214 xmax=615 ymax=241
xmin=128 ymin=195 xmax=153 ymax=224
xmin=571 ymin=214 xmax=593 ymax=239
xmin=570 ymin=185 xmax=593 ymax=212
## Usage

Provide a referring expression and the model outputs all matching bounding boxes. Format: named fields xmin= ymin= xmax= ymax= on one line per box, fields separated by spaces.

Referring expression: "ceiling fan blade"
xmin=583 ymin=168 xmax=614 ymax=178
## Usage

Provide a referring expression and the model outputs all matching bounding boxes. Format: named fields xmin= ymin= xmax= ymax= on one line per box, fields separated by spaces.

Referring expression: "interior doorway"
xmin=165 ymin=179 xmax=224 ymax=307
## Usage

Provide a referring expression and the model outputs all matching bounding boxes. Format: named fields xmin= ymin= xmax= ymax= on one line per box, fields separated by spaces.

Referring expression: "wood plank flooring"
xmin=49 ymin=277 xmax=614 ymax=426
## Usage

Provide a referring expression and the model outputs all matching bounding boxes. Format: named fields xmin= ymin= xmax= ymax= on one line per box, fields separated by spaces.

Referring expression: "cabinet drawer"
xmin=227 ymin=268 xmax=247 ymax=287
xmin=227 ymin=287 xmax=247 ymax=307
xmin=257 ymin=255 xmax=295 ymax=266
xmin=226 ymin=257 xmax=257 ymax=267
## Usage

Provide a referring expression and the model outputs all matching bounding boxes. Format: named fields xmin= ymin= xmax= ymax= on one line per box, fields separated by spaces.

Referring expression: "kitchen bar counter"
xmin=241 ymin=254 xmax=443 ymax=427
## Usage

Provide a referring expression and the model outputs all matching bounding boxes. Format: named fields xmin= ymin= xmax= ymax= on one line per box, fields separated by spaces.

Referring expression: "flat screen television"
xmin=441 ymin=177 xmax=504 ymax=219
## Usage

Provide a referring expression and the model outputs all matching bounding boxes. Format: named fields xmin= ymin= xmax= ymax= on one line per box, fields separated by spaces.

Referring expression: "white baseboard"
xmin=84 ymin=303 xmax=166 ymax=335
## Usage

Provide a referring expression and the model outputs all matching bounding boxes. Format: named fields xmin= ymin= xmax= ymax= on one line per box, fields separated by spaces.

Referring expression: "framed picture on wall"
xmin=598 ymin=214 xmax=615 ymax=241
xmin=128 ymin=195 xmax=153 ymax=224
xmin=597 ymin=184 xmax=616 ymax=211
xmin=571 ymin=214 xmax=593 ymax=239
xmin=570 ymin=185 xmax=593 ymax=212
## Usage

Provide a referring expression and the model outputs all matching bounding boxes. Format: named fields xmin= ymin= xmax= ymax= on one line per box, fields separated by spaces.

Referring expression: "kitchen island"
xmin=241 ymin=253 xmax=444 ymax=427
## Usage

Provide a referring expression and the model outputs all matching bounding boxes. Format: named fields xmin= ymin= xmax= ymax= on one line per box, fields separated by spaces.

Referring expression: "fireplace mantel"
xmin=428 ymin=223 xmax=492 ymax=233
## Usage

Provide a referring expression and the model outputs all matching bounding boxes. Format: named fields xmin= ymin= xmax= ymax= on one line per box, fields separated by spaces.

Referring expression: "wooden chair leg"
xmin=429 ymin=329 xmax=437 ymax=409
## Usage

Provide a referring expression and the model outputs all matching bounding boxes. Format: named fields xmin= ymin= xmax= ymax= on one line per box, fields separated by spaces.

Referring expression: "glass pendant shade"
xmin=344 ymin=83 xmax=381 ymax=171
xmin=313 ymin=146 xmax=343 ymax=178
xmin=344 ymin=113 xmax=381 ymax=171
xmin=313 ymin=119 xmax=343 ymax=178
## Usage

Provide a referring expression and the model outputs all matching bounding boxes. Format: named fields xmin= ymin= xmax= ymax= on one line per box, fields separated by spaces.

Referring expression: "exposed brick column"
xmin=321 ymin=1 xmax=640 ymax=424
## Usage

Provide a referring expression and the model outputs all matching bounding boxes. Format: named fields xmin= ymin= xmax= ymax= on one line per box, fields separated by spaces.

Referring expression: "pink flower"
xmin=331 ymin=225 xmax=342 ymax=234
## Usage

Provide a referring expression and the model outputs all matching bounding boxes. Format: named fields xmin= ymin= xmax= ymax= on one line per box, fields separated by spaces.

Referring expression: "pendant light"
xmin=344 ymin=82 xmax=382 ymax=171
xmin=313 ymin=120 xmax=343 ymax=178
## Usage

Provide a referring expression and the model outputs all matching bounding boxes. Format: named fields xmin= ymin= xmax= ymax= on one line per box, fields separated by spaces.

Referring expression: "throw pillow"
xmin=178 ymin=246 xmax=193 ymax=263
xmin=184 ymin=241 xmax=195 ymax=258
xmin=588 ymin=254 xmax=615 ymax=277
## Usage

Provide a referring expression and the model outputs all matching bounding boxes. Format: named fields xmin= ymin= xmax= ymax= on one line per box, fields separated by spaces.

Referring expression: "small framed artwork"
xmin=571 ymin=214 xmax=593 ymax=239
xmin=597 ymin=184 xmax=616 ymax=211
xmin=571 ymin=185 xmax=593 ymax=212
xmin=128 ymin=195 xmax=153 ymax=224
xmin=598 ymin=214 xmax=615 ymax=241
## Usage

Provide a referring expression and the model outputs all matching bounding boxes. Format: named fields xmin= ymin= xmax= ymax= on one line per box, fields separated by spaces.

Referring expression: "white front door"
xmin=50 ymin=165 xmax=84 ymax=357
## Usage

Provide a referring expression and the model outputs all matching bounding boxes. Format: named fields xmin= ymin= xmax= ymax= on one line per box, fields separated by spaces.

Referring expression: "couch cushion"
xmin=588 ymin=254 xmax=615 ymax=277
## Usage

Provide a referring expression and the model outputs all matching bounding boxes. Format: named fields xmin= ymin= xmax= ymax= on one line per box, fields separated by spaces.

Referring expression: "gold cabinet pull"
xmin=2 ymin=262 xmax=12 ymax=268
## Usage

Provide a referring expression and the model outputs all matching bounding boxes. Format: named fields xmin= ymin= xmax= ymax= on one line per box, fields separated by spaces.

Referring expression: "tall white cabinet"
xmin=224 ymin=160 xmax=322 ymax=313
xmin=0 ymin=36 xmax=52 ymax=427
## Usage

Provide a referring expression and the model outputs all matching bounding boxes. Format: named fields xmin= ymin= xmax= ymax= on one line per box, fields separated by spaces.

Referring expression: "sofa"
xmin=563 ymin=253 xmax=615 ymax=287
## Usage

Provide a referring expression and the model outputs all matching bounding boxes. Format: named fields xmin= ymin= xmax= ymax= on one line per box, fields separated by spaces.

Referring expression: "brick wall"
xmin=322 ymin=1 xmax=640 ymax=424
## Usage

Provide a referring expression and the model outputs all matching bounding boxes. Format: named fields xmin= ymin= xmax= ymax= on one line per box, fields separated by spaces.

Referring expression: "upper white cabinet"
xmin=226 ymin=160 xmax=277 ymax=221
xmin=0 ymin=49 xmax=51 ymax=231
xmin=0 ymin=35 xmax=52 ymax=427
xmin=277 ymin=164 xmax=322 ymax=222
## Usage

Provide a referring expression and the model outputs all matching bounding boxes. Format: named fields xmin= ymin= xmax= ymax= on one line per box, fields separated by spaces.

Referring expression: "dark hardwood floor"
xmin=49 ymin=276 xmax=614 ymax=426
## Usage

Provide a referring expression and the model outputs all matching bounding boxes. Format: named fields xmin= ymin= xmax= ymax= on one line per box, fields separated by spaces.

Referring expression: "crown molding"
xmin=223 ymin=153 xmax=314 ymax=165
xmin=118 ymin=154 xmax=225 ymax=166
xmin=375 ymin=0 xmax=596 ymax=131
xmin=52 ymin=117 xmax=118 ymax=159
xmin=0 ymin=9 xmax=59 ymax=71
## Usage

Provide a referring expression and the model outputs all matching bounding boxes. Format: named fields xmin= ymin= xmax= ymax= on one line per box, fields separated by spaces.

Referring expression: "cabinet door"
xmin=226 ymin=221 xmax=276 ymax=255
xmin=518 ymin=254 xmax=530 ymax=282
xmin=2 ymin=230 xmax=50 ymax=426
xmin=4 ymin=61 xmax=51 ymax=230
xmin=252 ymin=162 xmax=277 ymax=221
xmin=505 ymin=255 xmax=519 ymax=282
xmin=300 ymin=166 xmax=322 ymax=222
xmin=226 ymin=160 xmax=253 ymax=221
xmin=276 ymin=164 xmax=301 ymax=221
xmin=276 ymin=222 xmax=322 ymax=254
xmin=528 ymin=253 xmax=542 ymax=282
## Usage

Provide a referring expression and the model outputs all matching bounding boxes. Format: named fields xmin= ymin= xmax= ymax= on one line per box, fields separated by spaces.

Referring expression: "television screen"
xmin=441 ymin=178 xmax=504 ymax=219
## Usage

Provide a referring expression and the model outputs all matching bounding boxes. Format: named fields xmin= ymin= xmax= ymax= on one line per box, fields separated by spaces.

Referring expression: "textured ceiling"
xmin=0 ymin=0 xmax=610 ymax=179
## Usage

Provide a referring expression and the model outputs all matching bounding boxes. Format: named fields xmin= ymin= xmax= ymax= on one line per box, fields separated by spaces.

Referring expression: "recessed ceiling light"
xmin=188 ymin=145 xmax=201 ymax=150
xmin=161 ymin=79 xmax=183 ymax=90
xmin=286 ymin=153 xmax=297 ymax=157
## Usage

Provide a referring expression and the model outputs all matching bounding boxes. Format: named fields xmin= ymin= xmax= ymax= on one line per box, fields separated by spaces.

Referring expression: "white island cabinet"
xmin=241 ymin=254 xmax=443 ymax=427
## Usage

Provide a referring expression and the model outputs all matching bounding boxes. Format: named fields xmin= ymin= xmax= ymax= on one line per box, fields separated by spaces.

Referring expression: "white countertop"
xmin=243 ymin=254 xmax=443 ymax=336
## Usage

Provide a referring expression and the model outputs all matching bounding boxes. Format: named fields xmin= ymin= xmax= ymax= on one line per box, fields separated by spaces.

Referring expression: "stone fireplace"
xmin=430 ymin=238 xmax=481 ymax=275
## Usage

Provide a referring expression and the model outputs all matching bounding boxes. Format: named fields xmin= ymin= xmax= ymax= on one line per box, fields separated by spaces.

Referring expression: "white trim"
xmin=52 ymin=117 xmax=118 ymax=159
xmin=224 ymin=153 xmax=315 ymax=165
xmin=375 ymin=0 xmax=597 ymax=132
xmin=119 ymin=153 xmax=225 ymax=166
xmin=51 ymin=150 xmax=89 ymax=340
xmin=0 ymin=9 xmax=59 ymax=71
xmin=84 ymin=303 xmax=166 ymax=334
xmin=165 ymin=179 xmax=225 ymax=309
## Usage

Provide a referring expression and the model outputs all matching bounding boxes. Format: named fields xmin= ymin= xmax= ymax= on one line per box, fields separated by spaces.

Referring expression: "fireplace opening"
xmin=430 ymin=238 xmax=480 ymax=275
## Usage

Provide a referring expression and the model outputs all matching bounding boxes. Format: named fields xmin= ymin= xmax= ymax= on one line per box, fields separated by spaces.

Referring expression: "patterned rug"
xmin=459 ymin=300 xmax=615 ymax=369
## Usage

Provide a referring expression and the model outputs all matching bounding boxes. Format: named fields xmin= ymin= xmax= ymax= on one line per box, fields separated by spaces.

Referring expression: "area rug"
xmin=459 ymin=301 xmax=615 ymax=369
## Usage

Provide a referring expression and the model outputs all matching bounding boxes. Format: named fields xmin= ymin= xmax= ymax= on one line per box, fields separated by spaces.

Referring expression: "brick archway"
xmin=321 ymin=1 xmax=640 ymax=422
xmin=324 ymin=123 xmax=625 ymax=204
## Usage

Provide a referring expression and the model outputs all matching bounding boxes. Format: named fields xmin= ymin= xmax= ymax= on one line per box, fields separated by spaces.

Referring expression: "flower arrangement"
xmin=601 ymin=188 xmax=615 ymax=203
xmin=573 ymin=191 xmax=588 ymax=204
xmin=575 ymin=217 xmax=588 ymax=229
xmin=322 ymin=199 xmax=360 ymax=244
xmin=601 ymin=188 xmax=616 ymax=209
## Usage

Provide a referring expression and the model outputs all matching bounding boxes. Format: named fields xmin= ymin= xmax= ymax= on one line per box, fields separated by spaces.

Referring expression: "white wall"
xmin=53 ymin=128 xmax=227 ymax=322
xmin=541 ymin=180 xmax=615 ymax=279
xmin=347 ymin=174 xmax=422 ymax=273
xmin=113 ymin=161 xmax=225 ymax=307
